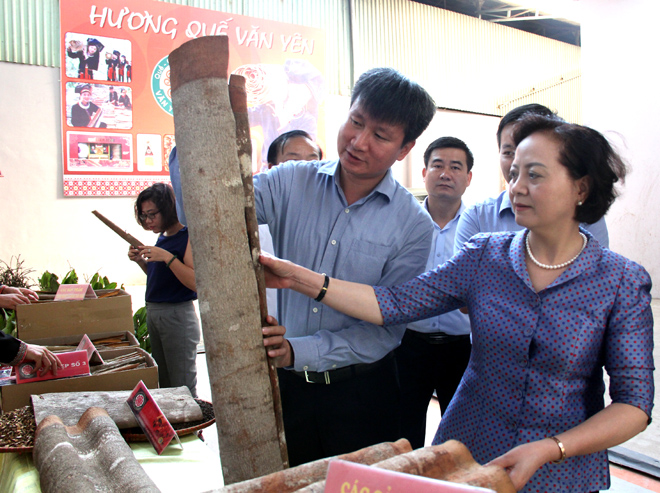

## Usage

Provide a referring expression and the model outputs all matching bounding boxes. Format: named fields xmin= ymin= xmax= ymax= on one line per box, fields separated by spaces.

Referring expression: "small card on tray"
xmin=126 ymin=380 xmax=182 ymax=454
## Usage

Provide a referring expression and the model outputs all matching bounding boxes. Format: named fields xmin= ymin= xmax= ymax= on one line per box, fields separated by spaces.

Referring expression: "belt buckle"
xmin=304 ymin=370 xmax=331 ymax=384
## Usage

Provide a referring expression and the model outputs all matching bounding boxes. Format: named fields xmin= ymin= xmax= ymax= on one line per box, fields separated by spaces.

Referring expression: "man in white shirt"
xmin=396 ymin=136 xmax=473 ymax=449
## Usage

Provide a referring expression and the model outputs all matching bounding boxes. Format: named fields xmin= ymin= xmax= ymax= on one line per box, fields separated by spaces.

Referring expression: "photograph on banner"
xmin=65 ymin=32 xmax=132 ymax=82
xmin=136 ymin=134 xmax=163 ymax=173
xmin=235 ymin=60 xmax=325 ymax=169
xmin=66 ymin=132 xmax=133 ymax=172
xmin=66 ymin=82 xmax=133 ymax=129
xmin=163 ymin=135 xmax=175 ymax=170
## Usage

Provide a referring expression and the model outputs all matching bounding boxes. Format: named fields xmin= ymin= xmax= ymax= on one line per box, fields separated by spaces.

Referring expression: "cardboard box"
xmin=15 ymin=289 xmax=133 ymax=340
xmin=0 ymin=347 xmax=157 ymax=412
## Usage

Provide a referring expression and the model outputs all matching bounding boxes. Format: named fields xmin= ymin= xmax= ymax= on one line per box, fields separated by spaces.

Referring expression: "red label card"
xmin=126 ymin=380 xmax=181 ymax=455
xmin=324 ymin=460 xmax=496 ymax=493
xmin=15 ymin=350 xmax=90 ymax=384
xmin=54 ymin=283 xmax=97 ymax=301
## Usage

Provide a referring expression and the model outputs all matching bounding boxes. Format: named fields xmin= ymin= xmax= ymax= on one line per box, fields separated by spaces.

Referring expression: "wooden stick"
xmin=228 ymin=73 xmax=288 ymax=468
xmin=92 ymin=210 xmax=144 ymax=247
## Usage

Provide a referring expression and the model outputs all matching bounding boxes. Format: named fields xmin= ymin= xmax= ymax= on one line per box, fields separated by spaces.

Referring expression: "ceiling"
xmin=413 ymin=0 xmax=581 ymax=46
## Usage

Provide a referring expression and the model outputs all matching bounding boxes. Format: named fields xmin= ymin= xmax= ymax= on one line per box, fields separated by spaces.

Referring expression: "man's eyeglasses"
xmin=139 ymin=210 xmax=160 ymax=221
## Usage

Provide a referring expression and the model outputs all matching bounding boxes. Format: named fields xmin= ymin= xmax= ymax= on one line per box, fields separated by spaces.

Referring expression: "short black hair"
xmin=512 ymin=114 xmax=627 ymax=224
xmin=135 ymin=182 xmax=179 ymax=230
xmin=351 ymin=67 xmax=436 ymax=146
xmin=266 ymin=130 xmax=322 ymax=166
xmin=497 ymin=104 xmax=556 ymax=148
xmin=423 ymin=136 xmax=474 ymax=172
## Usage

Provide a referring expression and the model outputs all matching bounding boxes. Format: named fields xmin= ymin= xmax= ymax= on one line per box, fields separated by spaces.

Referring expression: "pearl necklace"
xmin=525 ymin=232 xmax=587 ymax=270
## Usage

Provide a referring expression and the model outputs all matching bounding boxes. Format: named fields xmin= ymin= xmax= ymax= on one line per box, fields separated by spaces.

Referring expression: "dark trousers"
xmin=395 ymin=329 xmax=471 ymax=449
xmin=278 ymin=354 xmax=401 ymax=466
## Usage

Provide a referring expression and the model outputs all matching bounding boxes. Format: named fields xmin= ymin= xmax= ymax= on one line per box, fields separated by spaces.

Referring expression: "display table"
xmin=0 ymin=434 xmax=224 ymax=492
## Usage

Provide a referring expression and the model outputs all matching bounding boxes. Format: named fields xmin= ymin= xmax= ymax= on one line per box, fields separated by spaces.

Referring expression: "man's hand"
xmin=259 ymin=253 xmax=297 ymax=290
xmin=0 ymin=287 xmax=39 ymax=310
xmin=262 ymin=315 xmax=293 ymax=368
xmin=23 ymin=344 xmax=63 ymax=376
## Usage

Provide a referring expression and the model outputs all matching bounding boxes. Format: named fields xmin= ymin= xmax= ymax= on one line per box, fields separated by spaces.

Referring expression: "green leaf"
xmin=133 ymin=306 xmax=151 ymax=353
xmin=62 ymin=269 xmax=78 ymax=285
xmin=1 ymin=309 xmax=17 ymax=337
xmin=39 ymin=271 xmax=60 ymax=292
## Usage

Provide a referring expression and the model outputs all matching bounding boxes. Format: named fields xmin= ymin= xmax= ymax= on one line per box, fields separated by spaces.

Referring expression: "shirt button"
xmin=312 ymin=307 xmax=318 ymax=313
xmin=303 ymin=365 xmax=309 ymax=370
xmin=345 ymin=208 xmax=349 ymax=214
xmin=331 ymin=240 xmax=337 ymax=245
xmin=524 ymin=329 xmax=533 ymax=336
xmin=519 ymin=358 xmax=528 ymax=367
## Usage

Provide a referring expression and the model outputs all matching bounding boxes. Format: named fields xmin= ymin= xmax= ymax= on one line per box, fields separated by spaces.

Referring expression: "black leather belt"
xmin=290 ymin=352 xmax=394 ymax=385
xmin=408 ymin=330 xmax=470 ymax=345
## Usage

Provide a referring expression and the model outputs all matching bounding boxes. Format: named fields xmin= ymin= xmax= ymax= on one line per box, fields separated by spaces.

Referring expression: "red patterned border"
xmin=64 ymin=177 xmax=171 ymax=197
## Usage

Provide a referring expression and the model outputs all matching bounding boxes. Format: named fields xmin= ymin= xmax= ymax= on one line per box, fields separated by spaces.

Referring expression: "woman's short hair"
xmin=135 ymin=182 xmax=179 ymax=230
xmin=512 ymin=114 xmax=627 ymax=224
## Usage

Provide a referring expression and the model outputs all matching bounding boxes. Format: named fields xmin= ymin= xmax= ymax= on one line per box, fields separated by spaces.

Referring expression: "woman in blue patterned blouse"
xmin=260 ymin=113 xmax=654 ymax=492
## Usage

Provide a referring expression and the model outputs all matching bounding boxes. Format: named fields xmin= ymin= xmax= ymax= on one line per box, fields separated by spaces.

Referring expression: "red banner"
xmin=60 ymin=0 xmax=326 ymax=196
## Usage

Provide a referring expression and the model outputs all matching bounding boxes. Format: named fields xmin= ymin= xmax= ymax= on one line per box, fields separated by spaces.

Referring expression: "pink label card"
xmin=324 ymin=460 xmax=496 ymax=493
xmin=54 ymin=284 xmax=97 ymax=301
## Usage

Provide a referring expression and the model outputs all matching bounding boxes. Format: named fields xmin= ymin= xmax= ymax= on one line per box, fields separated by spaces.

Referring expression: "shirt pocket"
xmin=340 ymin=239 xmax=390 ymax=285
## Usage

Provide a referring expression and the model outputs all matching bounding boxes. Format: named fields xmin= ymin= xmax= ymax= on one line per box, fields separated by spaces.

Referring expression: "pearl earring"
xmin=577 ymin=201 xmax=583 ymax=206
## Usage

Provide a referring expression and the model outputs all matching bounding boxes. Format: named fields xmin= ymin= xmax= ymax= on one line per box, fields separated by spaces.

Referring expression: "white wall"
xmin=581 ymin=0 xmax=660 ymax=296
xmin=0 ymin=62 xmax=152 ymax=289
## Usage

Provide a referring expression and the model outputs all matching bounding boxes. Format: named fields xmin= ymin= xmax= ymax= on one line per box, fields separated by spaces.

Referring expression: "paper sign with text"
xmin=324 ymin=460 xmax=496 ymax=493
xmin=126 ymin=380 xmax=181 ymax=454
xmin=77 ymin=334 xmax=105 ymax=365
xmin=15 ymin=350 xmax=91 ymax=384
xmin=54 ymin=283 xmax=97 ymax=301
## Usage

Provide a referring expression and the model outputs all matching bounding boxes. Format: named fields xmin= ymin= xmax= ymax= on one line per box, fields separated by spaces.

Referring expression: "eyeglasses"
xmin=139 ymin=210 xmax=160 ymax=221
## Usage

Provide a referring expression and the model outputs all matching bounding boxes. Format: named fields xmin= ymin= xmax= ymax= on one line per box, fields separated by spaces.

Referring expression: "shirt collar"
xmin=423 ymin=197 xmax=466 ymax=230
xmin=326 ymin=160 xmax=397 ymax=203
xmin=499 ymin=189 xmax=512 ymax=216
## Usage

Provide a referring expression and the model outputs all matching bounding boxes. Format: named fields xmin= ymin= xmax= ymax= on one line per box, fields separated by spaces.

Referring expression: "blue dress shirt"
xmin=406 ymin=199 xmax=471 ymax=336
xmin=254 ymin=159 xmax=434 ymax=372
xmin=168 ymin=146 xmax=187 ymax=226
xmin=454 ymin=190 xmax=609 ymax=253
xmin=375 ymin=230 xmax=654 ymax=492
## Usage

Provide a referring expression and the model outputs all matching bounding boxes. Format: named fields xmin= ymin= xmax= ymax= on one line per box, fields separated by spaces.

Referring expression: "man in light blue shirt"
xmin=395 ymin=137 xmax=473 ymax=449
xmin=260 ymin=68 xmax=436 ymax=466
xmin=455 ymin=104 xmax=609 ymax=251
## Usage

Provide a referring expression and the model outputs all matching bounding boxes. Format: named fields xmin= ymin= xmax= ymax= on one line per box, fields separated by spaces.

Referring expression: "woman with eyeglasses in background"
xmin=129 ymin=182 xmax=200 ymax=397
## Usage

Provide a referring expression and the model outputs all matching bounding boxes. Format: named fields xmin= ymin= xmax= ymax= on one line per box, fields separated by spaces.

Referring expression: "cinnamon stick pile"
xmin=46 ymin=335 xmax=132 ymax=353
xmin=216 ymin=439 xmax=515 ymax=493
xmin=90 ymin=351 xmax=148 ymax=375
